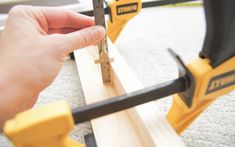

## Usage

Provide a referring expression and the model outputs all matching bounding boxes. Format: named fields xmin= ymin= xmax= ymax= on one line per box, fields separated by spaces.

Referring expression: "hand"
xmin=0 ymin=6 xmax=105 ymax=129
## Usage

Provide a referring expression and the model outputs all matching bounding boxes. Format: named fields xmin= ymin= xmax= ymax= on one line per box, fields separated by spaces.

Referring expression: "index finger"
xmin=35 ymin=7 xmax=95 ymax=30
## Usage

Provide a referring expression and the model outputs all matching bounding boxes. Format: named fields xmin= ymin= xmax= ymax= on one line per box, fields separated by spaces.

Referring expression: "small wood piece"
xmin=74 ymin=41 xmax=185 ymax=147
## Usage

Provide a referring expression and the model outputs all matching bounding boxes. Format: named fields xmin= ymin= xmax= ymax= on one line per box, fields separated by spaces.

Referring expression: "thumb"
xmin=48 ymin=26 xmax=106 ymax=54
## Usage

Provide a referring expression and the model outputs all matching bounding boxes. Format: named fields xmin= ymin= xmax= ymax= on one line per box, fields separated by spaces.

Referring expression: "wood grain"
xmin=74 ymin=41 xmax=185 ymax=147
xmin=74 ymin=47 xmax=142 ymax=147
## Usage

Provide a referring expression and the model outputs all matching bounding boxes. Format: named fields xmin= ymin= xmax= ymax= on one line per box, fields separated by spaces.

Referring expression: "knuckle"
xmin=9 ymin=5 xmax=28 ymax=16
xmin=79 ymin=31 xmax=90 ymax=47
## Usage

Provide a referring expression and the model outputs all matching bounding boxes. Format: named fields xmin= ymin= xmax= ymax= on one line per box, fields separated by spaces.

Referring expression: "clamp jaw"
xmin=3 ymin=0 xmax=235 ymax=146
xmin=4 ymin=101 xmax=85 ymax=147
xmin=107 ymin=0 xmax=142 ymax=42
xmin=167 ymin=0 xmax=235 ymax=133
xmin=106 ymin=0 xmax=235 ymax=134
xmin=167 ymin=56 xmax=235 ymax=133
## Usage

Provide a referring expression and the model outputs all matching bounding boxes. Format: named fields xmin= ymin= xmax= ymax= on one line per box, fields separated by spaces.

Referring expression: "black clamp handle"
xmin=200 ymin=0 xmax=235 ymax=67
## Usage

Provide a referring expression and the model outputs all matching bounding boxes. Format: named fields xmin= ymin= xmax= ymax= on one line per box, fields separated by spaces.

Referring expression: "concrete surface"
xmin=0 ymin=6 xmax=235 ymax=147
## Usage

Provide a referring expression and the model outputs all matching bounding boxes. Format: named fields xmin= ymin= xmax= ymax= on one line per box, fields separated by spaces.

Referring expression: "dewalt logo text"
xmin=117 ymin=3 xmax=138 ymax=15
xmin=206 ymin=70 xmax=235 ymax=94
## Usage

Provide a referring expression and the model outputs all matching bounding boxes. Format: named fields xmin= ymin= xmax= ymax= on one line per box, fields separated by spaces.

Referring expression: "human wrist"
xmin=0 ymin=64 xmax=37 ymax=130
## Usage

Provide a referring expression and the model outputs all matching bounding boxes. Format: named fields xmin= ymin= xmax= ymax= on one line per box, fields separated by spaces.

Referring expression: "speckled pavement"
xmin=0 ymin=6 xmax=235 ymax=147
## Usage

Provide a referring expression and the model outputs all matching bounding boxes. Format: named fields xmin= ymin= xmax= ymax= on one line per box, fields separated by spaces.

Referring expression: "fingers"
xmin=47 ymin=26 xmax=106 ymax=55
xmin=38 ymin=7 xmax=95 ymax=30
xmin=8 ymin=6 xmax=95 ymax=33
xmin=47 ymin=27 xmax=78 ymax=34
xmin=7 ymin=6 xmax=105 ymax=56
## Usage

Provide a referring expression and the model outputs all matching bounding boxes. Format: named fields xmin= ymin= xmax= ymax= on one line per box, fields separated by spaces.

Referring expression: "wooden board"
xmin=74 ymin=41 xmax=185 ymax=147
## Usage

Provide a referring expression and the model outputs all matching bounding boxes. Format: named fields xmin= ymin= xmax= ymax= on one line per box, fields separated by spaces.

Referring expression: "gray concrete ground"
xmin=0 ymin=6 xmax=235 ymax=147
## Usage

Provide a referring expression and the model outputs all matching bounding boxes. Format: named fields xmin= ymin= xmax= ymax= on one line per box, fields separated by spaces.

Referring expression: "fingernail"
xmin=92 ymin=26 xmax=106 ymax=39
xmin=94 ymin=26 xmax=105 ymax=32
